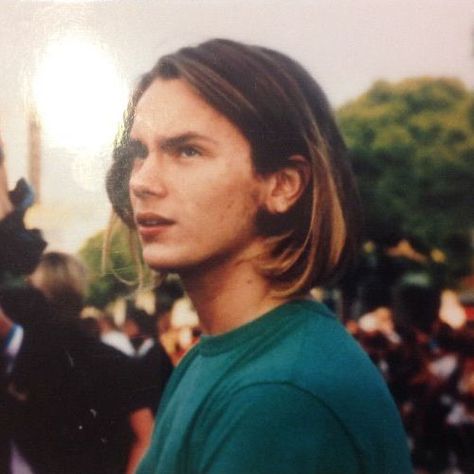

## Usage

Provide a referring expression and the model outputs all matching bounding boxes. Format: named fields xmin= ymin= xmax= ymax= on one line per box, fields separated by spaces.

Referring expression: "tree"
xmin=337 ymin=77 xmax=474 ymax=278
xmin=79 ymin=218 xmax=144 ymax=308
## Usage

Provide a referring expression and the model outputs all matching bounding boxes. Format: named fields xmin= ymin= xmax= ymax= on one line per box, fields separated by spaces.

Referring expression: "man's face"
xmin=128 ymin=78 xmax=268 ymax=274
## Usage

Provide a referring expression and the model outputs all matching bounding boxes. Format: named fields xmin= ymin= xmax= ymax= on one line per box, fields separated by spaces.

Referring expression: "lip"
xmin=135 ymin=212 xmax=175 ymax=239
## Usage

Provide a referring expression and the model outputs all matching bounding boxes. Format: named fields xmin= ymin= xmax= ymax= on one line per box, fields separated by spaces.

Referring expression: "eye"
xmin=179 ymin=146 xmax=201 ymax=158
xmin=132 ymin=141 xmax=149 ymax=159
xmin=122 ymin=140 xmax=148 ymax=161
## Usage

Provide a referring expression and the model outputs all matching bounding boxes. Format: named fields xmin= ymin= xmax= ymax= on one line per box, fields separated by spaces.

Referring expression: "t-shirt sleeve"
xmin=192 ymin=382 xmax=361 ymax=474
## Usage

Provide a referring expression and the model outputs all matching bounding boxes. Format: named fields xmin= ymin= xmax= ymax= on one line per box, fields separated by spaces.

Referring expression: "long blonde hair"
xmin=30 ymin=251 xmax=88 ymax=318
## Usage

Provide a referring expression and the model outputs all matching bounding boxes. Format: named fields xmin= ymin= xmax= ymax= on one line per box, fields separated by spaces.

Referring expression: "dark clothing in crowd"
xmin=0 ymin=181 xmax=166 ymax=473
xmin=126 ymin=309 xmax=174 ymax=415
xmin=0 ymin=288 xmax=147 ymax=474
xmin=132 ymin=339 xmax=174 ymax=415
xmin=0 ymin=180 xmax=46 ymax=473
xmin=0 ymin=179 xmax=45 ymax=282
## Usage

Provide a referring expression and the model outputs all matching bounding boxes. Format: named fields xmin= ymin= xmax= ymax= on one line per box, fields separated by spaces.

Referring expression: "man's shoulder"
xmin=273 ymin=301 xmax=398 ymax=411
xmin=222 ymin=299 xmax=402 ymax=433
xmin=231 ymin=299 xmax=369 ymax=389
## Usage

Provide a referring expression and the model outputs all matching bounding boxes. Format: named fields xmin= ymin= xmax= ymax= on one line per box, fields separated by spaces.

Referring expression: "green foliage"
xmin=79 ymin=221 xmax=142 ymax=308
xmin=337 ymin=78 xmax=474 ymax=268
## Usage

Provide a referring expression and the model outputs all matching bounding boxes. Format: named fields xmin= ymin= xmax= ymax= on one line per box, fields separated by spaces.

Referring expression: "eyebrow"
xmin=126 ymin=132 xmax=218 ymax=159
xmin=124 ymin=139 xmax=148 ymax=158
xmin=158 ymin=132 xmax=218 ymax=152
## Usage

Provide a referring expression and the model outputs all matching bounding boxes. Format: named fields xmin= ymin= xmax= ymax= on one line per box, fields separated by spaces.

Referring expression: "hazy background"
xmin=0 ymin=0 xmax=472 ymax=252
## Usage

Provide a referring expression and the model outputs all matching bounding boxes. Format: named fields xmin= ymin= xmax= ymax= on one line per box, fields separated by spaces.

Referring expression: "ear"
xmin=264 ymin=155 xmax=311 ymax=214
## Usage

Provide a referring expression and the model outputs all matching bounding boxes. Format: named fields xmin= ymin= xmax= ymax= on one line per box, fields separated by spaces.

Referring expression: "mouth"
xmin=135 ymin=212 xmax=175 ymax=238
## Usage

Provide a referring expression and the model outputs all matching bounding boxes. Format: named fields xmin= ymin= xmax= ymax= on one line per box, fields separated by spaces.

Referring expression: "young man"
xmin=107 ymin=39 xmax=412 ymax=473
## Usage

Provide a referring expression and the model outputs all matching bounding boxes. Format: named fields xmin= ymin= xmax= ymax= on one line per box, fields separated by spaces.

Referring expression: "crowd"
xmin=0 ymin=252 xmax=175 ymax=474
xmin=340 ymin=239 xmax=474 ymax=474
xmin=349 ymin=290 xmax=474 ymax=474
xmin=0 ymin=143 xmax=174 ymax=472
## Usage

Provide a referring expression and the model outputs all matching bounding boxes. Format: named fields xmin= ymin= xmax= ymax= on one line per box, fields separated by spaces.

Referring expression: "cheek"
xmin=178 ymin=165 xmax=263 ymax=235
xmin=214 ymin=186 xmax=261 ymax=231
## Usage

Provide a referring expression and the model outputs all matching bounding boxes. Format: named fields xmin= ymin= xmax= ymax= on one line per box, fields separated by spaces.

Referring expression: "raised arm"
xmin=0 ymin=135 xmax=46 ymax=277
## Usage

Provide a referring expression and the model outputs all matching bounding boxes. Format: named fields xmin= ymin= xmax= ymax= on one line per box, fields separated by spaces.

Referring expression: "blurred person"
xmin=107 ymin=38 xmax=411 ymax=473
xmin=353 ymin=306 xmax=400 ymax=378
xmin=388 ymin=276 xmax=456 ymax=472
xmin=446 ymin=357 xmax=474 ymax=473
xmin=98 ymin=312 xmax=135 ymax=356
xmin=124 ymin=307 xmax=173 ymax=414
xmin=0 ymin=248 xmax=154 ymax=471
xmin=340 ymin=234 xmax=430 ymax=322
xmin=124 ymin=307 xmax=156 ymax=355
xmin=166 ymin=296 xmax=201 ymax=364
xmin=0 ymin=146 xmax=45 ymax=282
xmin=439 ymin=289 xmax=467 ymax=330
xmin=154 ymin=298 xmax=192 ymax=364
xmin=433 ymin=299 xmax=474 ymax=473
xmin=0 ymin=132 xmax=46 ymax=473
xmin=349 ymin=277 xmax=401 ymax=380
xmin=28 ymin=251 xmax=87 ymax=318
xmin=354 ymin=275 xmax=474 ymax=472
xmin=358 ymin=306 xmax=397 ymax=340
xmin=78 ymin=315 xmax=101 ymax=340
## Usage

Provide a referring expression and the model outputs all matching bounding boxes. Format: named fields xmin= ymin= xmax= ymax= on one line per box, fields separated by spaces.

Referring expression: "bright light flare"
xmin=33 ymin=34 xmax=129 ymax=154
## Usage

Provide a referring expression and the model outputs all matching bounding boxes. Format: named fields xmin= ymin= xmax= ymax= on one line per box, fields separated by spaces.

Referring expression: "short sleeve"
xmin=191 ymin=383 xmax=361 ymax=474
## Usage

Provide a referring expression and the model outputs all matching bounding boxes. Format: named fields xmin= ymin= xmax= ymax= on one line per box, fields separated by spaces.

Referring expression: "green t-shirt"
xmin=138 ymin=300 xmax=412 ymax=474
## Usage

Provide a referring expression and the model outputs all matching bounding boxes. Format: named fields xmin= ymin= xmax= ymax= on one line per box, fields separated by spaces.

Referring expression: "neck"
xmin=180 ymin=256 xmax=288 ymax=336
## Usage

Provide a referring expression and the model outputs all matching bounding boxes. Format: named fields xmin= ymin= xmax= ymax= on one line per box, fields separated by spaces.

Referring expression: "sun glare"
xmin=33 ymin=34 xmax=129 ymax=154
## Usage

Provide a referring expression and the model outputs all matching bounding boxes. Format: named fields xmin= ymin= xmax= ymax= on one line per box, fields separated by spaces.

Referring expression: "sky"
xmin=0 ymin=0 xmax=472 ymax=252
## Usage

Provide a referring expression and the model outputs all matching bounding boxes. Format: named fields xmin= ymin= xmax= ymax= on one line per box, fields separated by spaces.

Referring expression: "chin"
xmin=142 ymin=248 xmax=186 ymax=273
xmin=143 ymin=257 xmax=179 ymax=273
xmin=141 ymin=244 xmax=227 ymax=275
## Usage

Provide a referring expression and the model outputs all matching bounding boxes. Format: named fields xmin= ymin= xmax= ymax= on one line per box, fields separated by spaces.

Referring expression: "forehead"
xmin=132 ymin=78 xmax=242 ymax=142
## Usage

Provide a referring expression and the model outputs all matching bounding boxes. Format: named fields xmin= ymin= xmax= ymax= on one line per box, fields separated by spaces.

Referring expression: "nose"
xmin=129 ymin=155 xmax=167 ymax=200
